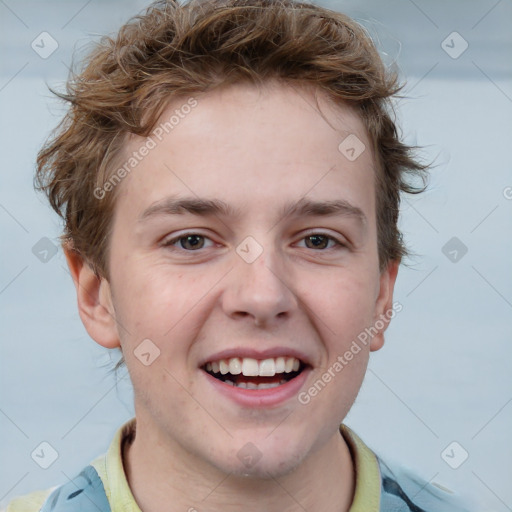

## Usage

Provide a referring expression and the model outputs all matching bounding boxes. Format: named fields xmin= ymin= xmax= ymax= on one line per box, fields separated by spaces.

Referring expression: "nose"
xmin=221 ymin=245 xmax=297 ymax=327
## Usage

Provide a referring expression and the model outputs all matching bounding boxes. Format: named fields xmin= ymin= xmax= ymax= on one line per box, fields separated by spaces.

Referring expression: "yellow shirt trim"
xmin=4 ymin=488 xmax=56 ymax=512
xmin=90 ymin=417 xmax=140 ymax=512
xmin=341 ymin=424 xmax=381 ymax=512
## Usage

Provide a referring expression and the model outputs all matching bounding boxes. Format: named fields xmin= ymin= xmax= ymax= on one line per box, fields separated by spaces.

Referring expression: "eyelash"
xmin=161 ymin=232 xmax=346 ymax=252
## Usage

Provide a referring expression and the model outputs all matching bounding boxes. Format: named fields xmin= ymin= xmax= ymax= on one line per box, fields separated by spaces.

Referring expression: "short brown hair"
xmin=36 ymin=0 xmax=427 ymax=278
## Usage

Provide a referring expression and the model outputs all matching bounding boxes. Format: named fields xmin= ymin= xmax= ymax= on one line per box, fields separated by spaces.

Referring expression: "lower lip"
xmin=202 ymin=368 xmax=311 ymax=408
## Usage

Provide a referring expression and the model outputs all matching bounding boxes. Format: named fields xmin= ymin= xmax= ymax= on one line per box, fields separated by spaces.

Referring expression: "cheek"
xmin=114 ymin=263 xmax=199 ymax=326
xmin=300 ymin=267 xmax=378 ymax=338
xmin=131 ymin=364 xmax=200 ymax=428
xmin=112 ymin=263 xmax=215 ymax=368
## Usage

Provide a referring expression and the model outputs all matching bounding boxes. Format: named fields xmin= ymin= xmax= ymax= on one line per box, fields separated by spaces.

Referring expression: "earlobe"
xmin=370 ymin=260 xmax=400 ymax=352
xmin=63 ymin=243 xmax=121 ymax=349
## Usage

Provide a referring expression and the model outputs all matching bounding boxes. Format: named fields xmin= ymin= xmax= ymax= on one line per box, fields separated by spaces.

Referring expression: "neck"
xmin=123 ymin=419 xmax=355 ymax=512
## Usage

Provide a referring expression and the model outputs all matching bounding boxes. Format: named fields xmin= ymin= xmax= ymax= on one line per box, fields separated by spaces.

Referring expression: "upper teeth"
xmin=205 ymin=357 xmax=301 ymax=377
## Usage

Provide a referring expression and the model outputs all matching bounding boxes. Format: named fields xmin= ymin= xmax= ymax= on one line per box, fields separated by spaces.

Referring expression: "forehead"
xmin=112 ymin=81 xmax=376 ymax=224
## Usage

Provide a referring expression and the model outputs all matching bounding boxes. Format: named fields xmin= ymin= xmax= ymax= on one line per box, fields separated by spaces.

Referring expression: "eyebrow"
xmin=138 ymin=195 xmax=366 ymax=225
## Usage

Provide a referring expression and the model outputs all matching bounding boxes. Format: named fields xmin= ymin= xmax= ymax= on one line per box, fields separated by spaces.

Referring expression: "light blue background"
xmin=1 ymin=0 xmax=511 ymax=509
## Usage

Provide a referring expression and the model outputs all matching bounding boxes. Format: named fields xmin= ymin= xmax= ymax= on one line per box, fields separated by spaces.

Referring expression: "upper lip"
xmin=198 ymin=347 xmax=313 ymax=367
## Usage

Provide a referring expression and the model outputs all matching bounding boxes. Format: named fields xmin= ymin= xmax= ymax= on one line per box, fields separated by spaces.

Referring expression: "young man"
xmin=5 ymin=0 xmax=472 ymax=510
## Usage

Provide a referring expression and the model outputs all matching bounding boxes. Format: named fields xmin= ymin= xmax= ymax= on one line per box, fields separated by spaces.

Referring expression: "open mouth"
xmin=202 ymin=356 xmax=307 ymax=390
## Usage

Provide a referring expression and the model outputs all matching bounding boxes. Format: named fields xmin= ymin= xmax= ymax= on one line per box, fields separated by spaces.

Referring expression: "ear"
xmin=370 ymin=259 xmax=399 ymax=352
xmin=63 ymin=243 xmax=120 ymax=349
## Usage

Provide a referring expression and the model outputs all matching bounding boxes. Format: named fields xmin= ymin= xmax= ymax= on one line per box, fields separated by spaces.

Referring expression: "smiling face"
xmin=70 ymin=81 xmax=398 ymax=479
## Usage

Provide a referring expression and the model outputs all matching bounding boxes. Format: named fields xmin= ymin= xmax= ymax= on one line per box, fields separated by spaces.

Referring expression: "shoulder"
xmin=377 ymin=457 xmax=473 ymax=512
xmin=3 ymin=418 xmax=136 ymax=512
xmin=340 ymin=424 xmax=474 ymax=512
xmin=3 ymin=465 xmax=111 ymax=512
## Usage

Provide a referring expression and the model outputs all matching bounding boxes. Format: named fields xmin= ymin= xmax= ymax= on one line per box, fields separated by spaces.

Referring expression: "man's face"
xmin=98 ymin=82 xmax=397 ymax=477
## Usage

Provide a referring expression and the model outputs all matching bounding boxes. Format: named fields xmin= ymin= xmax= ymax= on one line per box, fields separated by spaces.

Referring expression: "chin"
xmin=227 ymin=455 xmax=304 ymax=481
xmin=210 ymin=438 xmax=308 ymax=480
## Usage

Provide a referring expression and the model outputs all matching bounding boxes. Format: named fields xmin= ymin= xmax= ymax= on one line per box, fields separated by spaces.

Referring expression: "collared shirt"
xmin=3 ymin=417 xmax=471 ymax=512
